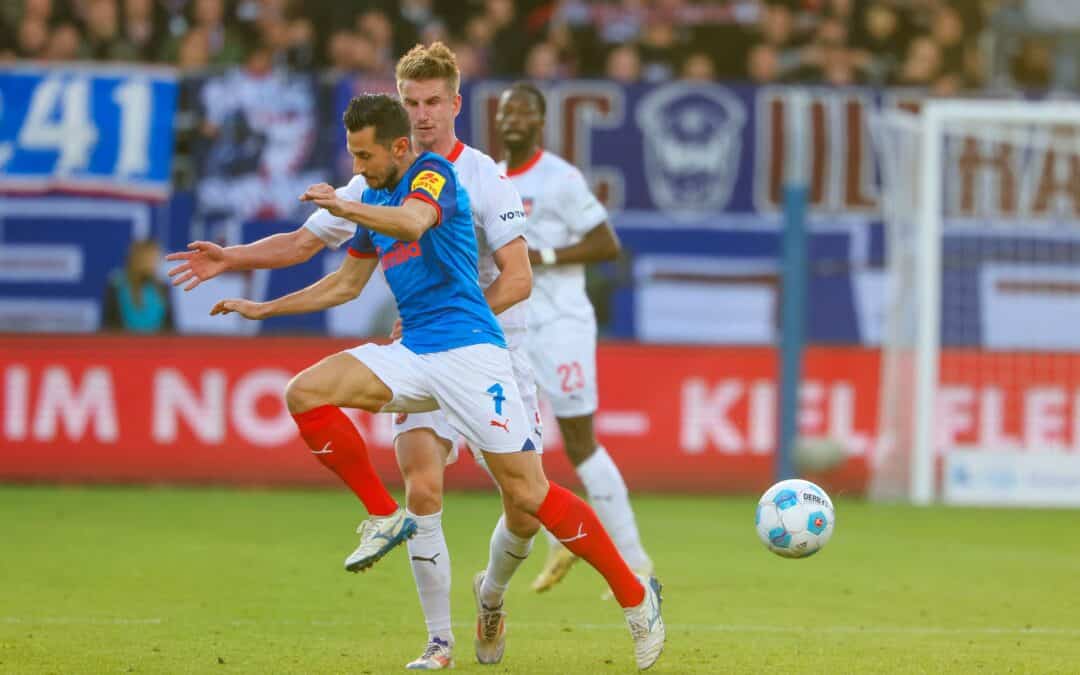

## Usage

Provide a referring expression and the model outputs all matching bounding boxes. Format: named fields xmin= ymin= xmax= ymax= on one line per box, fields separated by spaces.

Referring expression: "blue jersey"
xmin=348 ymin=152 xmax=506 ymax=354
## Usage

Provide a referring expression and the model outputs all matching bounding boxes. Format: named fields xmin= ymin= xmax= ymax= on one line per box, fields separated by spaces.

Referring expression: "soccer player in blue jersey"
xmin=210 ymin=94 xmax=665 ymax=670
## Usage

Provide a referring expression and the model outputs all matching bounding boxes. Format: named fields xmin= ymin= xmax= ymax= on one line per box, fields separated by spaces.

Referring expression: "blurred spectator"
xmin=163 ymin=0 xmax=245 ymax=66
xmin=748 ymin=42 xmax=782 ymax=83
xmin=101 ymin=239 xmax=175 ymax=334
xmin=45 ymin=21 xmax=81 ymax=61
xmin=449 ymin=40 xmax=482 ymax=79
xmin=606 ymin=43 xmax=642 ymax=84
xmin=17 ymin=16 xmax=50 ymax=59
xmin=176 ymin=26 xmax=210 ymax=71
xmin=0 ymin=0 xmax=1020 ymax=94
xmin=122 ymin=0 xmax=165 ymax=62
xmin=487 ymin=0 xmax=527 ymax=76
xmin=852 ymin=1 xmax=908 ymax=84
xmin=463 ymin=14 xmax=495 ymax=77
xmin=524 ymin=41 xmax=561 ymax=80
xmin=638 ymin=20 xmax=681 ymax=82
xmin=1010 ymin=38 xmax=1053 ymax=89
xmin=80 ymin=0 xmax=138 ymax=62
xmin=0 ymin=17 xmax=15 ymax=61
xmin=930 ymin=5 xmax=967 ymax=78
xmin=893 ymin=34 xmax=942 ymax=87
xmin=356 ymin=8 xmax=396 ymax=74
xmin=680 ymin=51 xmax=716 ymax=81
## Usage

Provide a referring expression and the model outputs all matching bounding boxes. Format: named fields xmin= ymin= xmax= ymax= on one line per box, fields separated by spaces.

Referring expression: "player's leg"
xmin=482 ymin=450 xmax=664 ymax=669
xmin=559 ymin=413 xmax=652 ymax=576
xmin=427 ymin=343 xmax=663 ymax=669
xmin=286 ymin=351 xmax=399 ymax=517
xmin=289 ymin=343 xmax=438 ymax=573
xmin=394 ymin=415 xmax=457 ymax=670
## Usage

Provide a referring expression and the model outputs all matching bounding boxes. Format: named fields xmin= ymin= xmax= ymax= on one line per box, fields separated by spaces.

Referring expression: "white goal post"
xmin=871 ymin=99 xmax=1080 ymax=505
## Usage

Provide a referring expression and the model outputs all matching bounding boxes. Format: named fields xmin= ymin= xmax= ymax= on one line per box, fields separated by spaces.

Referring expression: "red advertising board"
xmin=3 ymin=336 xmax=1079 ymax=494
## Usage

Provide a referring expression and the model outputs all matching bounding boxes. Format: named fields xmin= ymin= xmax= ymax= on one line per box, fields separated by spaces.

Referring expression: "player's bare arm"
xmin=210 ymin=253 xmax=378 ymax=320
xmin=528 ymin=222 xmax=621 ymax=266
xmin=301 ymin=183 xmax=438 ymax=242
xmin=166 ymin=228 xmax=326 ymax=291
xmin=485 ymin=236 xmax=532 ymax=315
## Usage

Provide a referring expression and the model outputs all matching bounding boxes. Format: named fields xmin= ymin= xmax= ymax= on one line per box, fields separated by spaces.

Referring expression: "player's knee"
xmin=403 ymin=473 xmax=443 ymax=515
xmin=563 ymin=439 xmax=597 ymax=466
xmin=501 ymin=477 xmax=548 ymax=517
xmin=284 ymin=371 xmax=325 ymax=413
xmin=502 ymin=504 xmax=540 ymax=538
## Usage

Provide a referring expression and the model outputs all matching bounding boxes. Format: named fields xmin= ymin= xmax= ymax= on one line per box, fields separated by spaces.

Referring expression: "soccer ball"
xmin=755 ymin=479 xmax=835 ymax=558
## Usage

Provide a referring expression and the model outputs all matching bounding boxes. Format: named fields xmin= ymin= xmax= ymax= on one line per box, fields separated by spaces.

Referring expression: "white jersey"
xmin=304 ymin=141 xmax=529 ymax=346
xmin=498 ymin=150 xmax=608 ymax=329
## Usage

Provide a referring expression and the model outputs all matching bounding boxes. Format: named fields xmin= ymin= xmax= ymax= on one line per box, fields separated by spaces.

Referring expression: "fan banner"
xmin=0 ymin=65 xmax=177 ymax=199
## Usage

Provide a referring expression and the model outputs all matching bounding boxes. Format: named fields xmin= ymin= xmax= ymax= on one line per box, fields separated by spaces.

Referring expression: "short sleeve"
xmin=556 ymin=168 xmax=608 ymax=236
xmin=347 ymin=227 xmax=377 ymax=258
xmin=476 ymin=164 xmax=528 ymax=251
xmin=303 ymin=174 xmax=368 ymax=248
xmin=405 ymin=160 xmax=457 ymax=226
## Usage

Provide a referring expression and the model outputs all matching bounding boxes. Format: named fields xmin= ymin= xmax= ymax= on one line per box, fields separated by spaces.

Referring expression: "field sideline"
xmin=2 ymin=485 xmax=1078 ymax=674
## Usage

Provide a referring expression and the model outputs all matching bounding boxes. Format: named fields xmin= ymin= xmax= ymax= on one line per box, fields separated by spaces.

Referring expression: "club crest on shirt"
xmin=522 ymin=197 xmax=534 ymax=216
xmin=411 ymin=170 xmax=446 ymax=199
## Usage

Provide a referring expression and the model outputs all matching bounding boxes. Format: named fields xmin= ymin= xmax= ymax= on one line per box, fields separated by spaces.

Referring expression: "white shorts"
xmin=346 ymin=341 xmax=534 ymax=454
xmin=392 ymin=345 xmax=543 ymax=464
xmin=527 ymin=322 xmax=598 ymax=418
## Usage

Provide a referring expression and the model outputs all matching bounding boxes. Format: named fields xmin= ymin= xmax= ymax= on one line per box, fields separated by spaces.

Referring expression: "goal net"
xmin=870 ymin=100 xmax=1080 ymax=505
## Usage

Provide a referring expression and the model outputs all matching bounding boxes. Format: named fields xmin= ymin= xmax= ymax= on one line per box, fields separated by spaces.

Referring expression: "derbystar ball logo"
xmin=411 ymin=170 xmax=446 ymax=199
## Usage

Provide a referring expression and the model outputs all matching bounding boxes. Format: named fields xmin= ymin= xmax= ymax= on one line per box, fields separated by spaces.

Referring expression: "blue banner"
xmin=0 ymin=65 xmax=177 ymax=199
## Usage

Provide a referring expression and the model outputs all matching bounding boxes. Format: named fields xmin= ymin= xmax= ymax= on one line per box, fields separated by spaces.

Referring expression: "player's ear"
xmin=453 ymin=93 xmax=462 ymax=116
xmin=392 ymin=136 xmax=410 ymax=157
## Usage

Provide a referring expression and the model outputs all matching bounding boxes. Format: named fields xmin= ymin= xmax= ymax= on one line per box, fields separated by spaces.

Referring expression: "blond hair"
xmin=395 ymin=42 xmax=461 ymax=95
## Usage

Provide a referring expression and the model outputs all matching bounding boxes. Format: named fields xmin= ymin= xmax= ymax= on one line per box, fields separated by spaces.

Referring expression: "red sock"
xmin=292 ymin=405 xmax=398 ymax=516
xmin=537 ymin=481 xmax=645 ymax=608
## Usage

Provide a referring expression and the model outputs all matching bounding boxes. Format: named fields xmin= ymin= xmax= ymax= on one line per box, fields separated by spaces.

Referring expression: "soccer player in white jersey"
xmin=167 ymin=46 xmax=665 ymax=671
xmin=495 ymin=82 xmax=654 ymax=593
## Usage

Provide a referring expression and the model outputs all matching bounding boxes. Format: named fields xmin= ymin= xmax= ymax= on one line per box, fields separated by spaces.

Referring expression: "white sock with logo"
xmin=406 ymin=510 xmax=453 ymax=645
xmin=576 ymin=446 xmax=651 ymax=570
xmin=480 ymin=514 xmax=533 ymax=608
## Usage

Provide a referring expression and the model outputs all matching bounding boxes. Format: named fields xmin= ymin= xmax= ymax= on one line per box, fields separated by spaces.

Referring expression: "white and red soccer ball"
xmin=755 ymin=479 xmax=836 ymax=558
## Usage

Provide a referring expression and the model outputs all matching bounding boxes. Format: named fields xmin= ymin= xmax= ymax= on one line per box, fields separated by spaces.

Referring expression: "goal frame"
xmin=883 ymin=99 xmax=1080 ymax=504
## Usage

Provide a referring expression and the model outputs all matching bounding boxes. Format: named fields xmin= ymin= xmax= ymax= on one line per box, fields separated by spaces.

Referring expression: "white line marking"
xmin=5 ymin=617 xmax=1077 ymax=637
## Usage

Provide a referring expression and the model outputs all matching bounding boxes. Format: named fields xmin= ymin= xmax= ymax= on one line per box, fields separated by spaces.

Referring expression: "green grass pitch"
xmin=2 ymin=485 xmax=1079 ymax=674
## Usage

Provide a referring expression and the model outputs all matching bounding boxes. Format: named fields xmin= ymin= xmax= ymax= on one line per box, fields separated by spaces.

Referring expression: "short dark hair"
xmin=342 ymin=94 xmax=411 ymax=145
xmin=507 ymin=81 xmax=546 ymax=116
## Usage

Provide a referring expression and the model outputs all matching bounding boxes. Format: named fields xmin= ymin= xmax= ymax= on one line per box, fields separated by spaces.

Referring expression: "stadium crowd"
xmin=3 ymin=0 xmax=1078 ymax=91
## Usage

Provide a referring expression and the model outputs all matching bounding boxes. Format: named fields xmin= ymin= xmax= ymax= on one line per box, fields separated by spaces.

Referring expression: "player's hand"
xmin=301 ymin=183 xmax=347 ymax=217
xmin=166 ymin=241 xmax=228 ymax=291
xmin=389 ymin=318 xmax=403 ymax=341
xmin=209 ymin=298 xmax=267 ymax=320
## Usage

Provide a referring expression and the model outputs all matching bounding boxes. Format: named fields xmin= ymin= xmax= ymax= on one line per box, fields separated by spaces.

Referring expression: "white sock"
xmin=480 ymin=514 xmax=533 ymax=608
xmin=576 ymin=446 xmax=651 ymax=570
xmin=406 ymin=510 xmax=453 ymax=645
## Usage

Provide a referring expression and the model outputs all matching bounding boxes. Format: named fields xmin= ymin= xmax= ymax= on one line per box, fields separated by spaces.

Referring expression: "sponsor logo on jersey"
xmin=411 ymin=170 xmax=446 ymax=199
xmin=522 ymin=198 xmax=534 ymax=216
xmin=376 ymin=241 xmax=423 ymax=271
xmin=498 ymin=209 xmax=527 ymax=222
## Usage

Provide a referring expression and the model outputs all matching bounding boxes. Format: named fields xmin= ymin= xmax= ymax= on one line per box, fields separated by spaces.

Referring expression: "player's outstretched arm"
xmin=301 ymin=184 xmax=438 ymax=242
xmin=529 ymin=222 xmax=621 ymax=267
xmin=166 ymin=228 xmax=327 ymax=291
xmin=209 ymin=254 xmax=378 ymax=320
xmin=486 ymin=236 xmax=532 ymax=315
